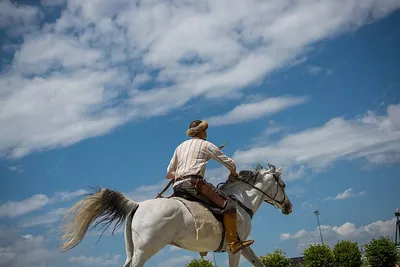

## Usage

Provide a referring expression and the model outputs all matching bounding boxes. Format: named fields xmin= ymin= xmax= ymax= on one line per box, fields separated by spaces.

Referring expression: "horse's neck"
xmin=221 ymin=183 xmax=264 ymax=214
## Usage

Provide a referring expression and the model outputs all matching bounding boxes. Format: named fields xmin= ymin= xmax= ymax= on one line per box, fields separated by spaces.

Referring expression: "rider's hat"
xmin=187 ymin=120 xmax=208 ymax=137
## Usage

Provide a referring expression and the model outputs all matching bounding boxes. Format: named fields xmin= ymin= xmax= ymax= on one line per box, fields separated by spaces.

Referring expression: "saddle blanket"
xmin=172 ymin=197 xmax=224 ymax=240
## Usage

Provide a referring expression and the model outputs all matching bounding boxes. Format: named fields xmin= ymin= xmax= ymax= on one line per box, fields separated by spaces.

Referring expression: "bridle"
xmin=231 ymin=167 xmax=287 ymax=208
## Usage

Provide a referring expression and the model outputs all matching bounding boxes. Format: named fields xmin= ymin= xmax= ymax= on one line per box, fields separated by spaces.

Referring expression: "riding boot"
xmin=223 ymin=211 xmax=254 ymax=254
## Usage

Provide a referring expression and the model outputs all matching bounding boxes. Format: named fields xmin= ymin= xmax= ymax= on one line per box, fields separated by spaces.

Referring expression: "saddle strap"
xmin=214 ymin=223 xmax=226 ymax=253
xmin=235 ymin=199 xmax=254 ymax=220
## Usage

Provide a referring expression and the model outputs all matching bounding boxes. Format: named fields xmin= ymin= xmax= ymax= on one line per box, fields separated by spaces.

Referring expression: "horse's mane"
xmin=218 ymin=164 xmax=278 ymax=190
xmin=218 ymin=169 xmax=259 ymax=190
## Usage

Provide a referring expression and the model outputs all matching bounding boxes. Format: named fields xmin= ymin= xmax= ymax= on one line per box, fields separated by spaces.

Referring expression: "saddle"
xmin=168 ymin=196 xmax=226 ymax=256
xmin=161 ymin=177 xmax=229 ymax=221
xmin=168 ymin=190 xmax=225 ymax=223
xmin=157 ymin=179 xmax=229 ymax=256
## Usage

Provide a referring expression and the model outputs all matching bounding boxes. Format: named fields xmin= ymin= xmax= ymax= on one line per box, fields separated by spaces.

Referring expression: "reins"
xmin=230 ymin=170 xmax=286 ymax=207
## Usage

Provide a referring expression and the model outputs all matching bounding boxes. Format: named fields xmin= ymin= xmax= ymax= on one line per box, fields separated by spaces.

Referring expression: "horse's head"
xmin=240 ymin=163 xmax=292 ymax=215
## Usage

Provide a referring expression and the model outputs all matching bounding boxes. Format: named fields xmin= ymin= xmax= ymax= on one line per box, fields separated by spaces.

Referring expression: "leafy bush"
xmin=260 ymin=248 xmax=292 ymax=267
xmin=364 ymin=236 xmax=398 ymax=267
xmin=332 ymin=240 xmax=362 ymax=267
xmin=302 ymin=243 xmax=334 ymax=267
xmin=186 ymin=258 xmax=216 ymax=267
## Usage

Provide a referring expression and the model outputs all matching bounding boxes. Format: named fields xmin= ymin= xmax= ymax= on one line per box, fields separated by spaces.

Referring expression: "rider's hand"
xmin=230 ymin=170 xmax=238 ymax=178
xmin=166 ymin=172 xmax=175 ymax=179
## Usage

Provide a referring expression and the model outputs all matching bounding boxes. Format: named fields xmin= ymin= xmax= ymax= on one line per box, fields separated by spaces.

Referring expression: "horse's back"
xmin=133 ymin=197 xmax=185 ymax=224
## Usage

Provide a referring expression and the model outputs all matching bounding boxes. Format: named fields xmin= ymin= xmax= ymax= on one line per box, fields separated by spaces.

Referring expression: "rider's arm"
xmin=204 ymin=142 xmax=237 ymax=176
xmin=166 ymin=148 xmax=178 ymax=179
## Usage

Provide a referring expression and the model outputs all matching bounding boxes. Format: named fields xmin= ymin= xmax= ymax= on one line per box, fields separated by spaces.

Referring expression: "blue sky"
xmin=1 ymin=0 xmax=400 ymax=266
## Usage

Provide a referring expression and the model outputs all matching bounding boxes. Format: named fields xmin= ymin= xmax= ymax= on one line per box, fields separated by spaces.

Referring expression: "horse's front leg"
xmin=227 ymin=251 xmax=242 ymax=267
xmin=241 ymin=246 xmax=266 ymax=267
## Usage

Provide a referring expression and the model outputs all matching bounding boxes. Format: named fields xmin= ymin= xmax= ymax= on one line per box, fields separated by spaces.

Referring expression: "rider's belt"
xmin=173 ymin=175 xmax=203 ymax=186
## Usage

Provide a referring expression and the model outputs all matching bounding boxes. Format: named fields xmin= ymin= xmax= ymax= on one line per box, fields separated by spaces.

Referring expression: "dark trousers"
xmin=173 ymin=178 xmax=236 ymax=221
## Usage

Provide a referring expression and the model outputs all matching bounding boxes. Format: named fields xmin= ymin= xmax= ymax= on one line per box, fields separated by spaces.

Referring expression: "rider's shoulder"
xmin=202 ymin=140 xmax=218 ymax=149
xmin=179 ymin=138 xmax=217 ymax=149
xmin=178 ymin=139 xmax=193 ymax=147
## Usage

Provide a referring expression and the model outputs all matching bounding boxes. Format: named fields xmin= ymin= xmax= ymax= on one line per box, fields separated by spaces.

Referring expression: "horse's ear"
xmin=267 ymin=163 xmax=276 ymax=171
xmin=277 ymin=167 xmax=282 ymax=177
xmin=256 ymin=163 xmax=263 ymax=170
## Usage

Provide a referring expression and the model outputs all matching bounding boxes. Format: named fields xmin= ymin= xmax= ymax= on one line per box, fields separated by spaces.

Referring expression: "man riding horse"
xmin=166 ymin=119 xmax=254 ymax=254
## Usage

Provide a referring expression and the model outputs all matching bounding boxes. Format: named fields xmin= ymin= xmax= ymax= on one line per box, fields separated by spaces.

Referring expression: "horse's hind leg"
xmin=130 ymin=248 xmax=146 ymax=267
xmin=129 ymin=230 xmax=170 ymax=267
xmin=123 ymin=211 xmax=135 ymax=267
xmin=128 ymin=200 xmax=183 ymax=266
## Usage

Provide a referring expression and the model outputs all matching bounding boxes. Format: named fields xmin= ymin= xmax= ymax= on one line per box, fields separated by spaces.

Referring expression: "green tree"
xmin=364 ymin=236 xmax=398 ymax=267
xmin=332 ymin=240 xmax=362 ymax=267
xmin=260 ymin=248 xmax=292 ymax=267
xmin=302 ymin=243 xmax=334 ymax=267
xmin=186 ymin=258 xmax=216 ymax=267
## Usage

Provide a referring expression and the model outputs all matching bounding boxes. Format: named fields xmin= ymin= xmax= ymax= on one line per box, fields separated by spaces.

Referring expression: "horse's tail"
xmin=60 ymin=188 xmax=139 ymax=252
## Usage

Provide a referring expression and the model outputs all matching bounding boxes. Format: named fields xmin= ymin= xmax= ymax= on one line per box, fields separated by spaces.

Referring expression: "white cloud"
xmin=206 ymin=96 xmax=308 ymax=126
xmin=50 ymin=189 xmax=88 ymax=202
xmin=331 ymin=188 xmax=353 ymax=200
xmin=324 ymin=188 xmax=366 ymax=201
xmin=0 ymin=194 xmax=49 ymax=218
xmin=0 ymin=228 xmax=59 ymax=267
xmin=0 ymin=0 xmax=42 ymax=37
xmin=1 ymin=0 xmax=399 ymax=158
xmin=132 ymin=73 xmax=152 ymax=86
xmin=9 ymin=165 xmax=24 ymax=173
xmin=41 ymin=0 xmax=66 ymax=8
xmin=365 ymin=152 xmax=400 ymax=166
xmin=0 ymin=70 xmax=131 ymax=159
xmin=233 ymin=103 xmax=400 ymax=176
xmin=280 ymin=217 xmax=396 ymax=252
xmin=307 ymin=66 xmax=322 ymax=75
xmin=0 ymin=189 xmax=87 ymax=218
xmin=69 ymin=254 xmax=121 ymax=266
xmin=306 ymin=65 xmax=334 ymax=76
xmin=20 ymin=208 xmax=68 ymax=228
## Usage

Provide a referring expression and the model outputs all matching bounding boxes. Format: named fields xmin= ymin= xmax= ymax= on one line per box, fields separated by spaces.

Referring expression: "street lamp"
xmin=395 ymin=208 xmax=400 ymax=245
xmin=314 ymin=210 xmax=324 ymax=243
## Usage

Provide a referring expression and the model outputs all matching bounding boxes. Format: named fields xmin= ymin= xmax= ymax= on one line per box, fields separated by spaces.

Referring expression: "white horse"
xmin=60 ymin=163 xmax=292 ymax=267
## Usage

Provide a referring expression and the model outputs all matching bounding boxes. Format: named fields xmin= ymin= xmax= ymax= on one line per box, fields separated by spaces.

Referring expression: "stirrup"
xmin=228 ymin=240 xmax=254 ymax=254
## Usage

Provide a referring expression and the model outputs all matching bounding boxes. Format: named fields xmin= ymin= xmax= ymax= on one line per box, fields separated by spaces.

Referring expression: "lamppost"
xmin=314 ymin=210 xmax=324 ymax=243
xmin=395 ymin=208 xmax=400 ymax=245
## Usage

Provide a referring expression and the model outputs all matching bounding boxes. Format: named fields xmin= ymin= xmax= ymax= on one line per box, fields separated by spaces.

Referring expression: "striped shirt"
xmin=167 ymin=137 xmax=236 ymax=186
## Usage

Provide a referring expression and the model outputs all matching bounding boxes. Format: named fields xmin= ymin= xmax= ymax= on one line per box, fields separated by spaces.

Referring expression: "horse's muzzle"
xmin=282 ymin=203 xmax=292 ymax=215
